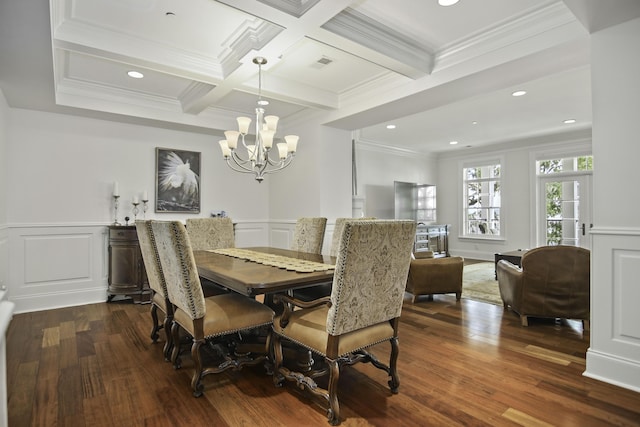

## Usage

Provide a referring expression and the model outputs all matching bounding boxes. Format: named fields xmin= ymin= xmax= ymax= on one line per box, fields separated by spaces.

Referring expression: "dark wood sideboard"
xmin=107 ymin=225 xmax=150 ymax=303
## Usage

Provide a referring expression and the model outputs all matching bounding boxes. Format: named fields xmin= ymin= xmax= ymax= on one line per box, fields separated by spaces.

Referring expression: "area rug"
xmin=462 ymin=262 xmax=503 ymax=306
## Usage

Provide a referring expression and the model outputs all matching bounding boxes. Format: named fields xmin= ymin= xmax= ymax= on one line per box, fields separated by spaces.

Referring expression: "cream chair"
xmin=290 ymin=217 xmax=327 ymax=254
xmin=135 ymin=220 xmax=173 ymax=361
xmin=185 ymin=217 xmax=235 ymax=250
xmin=295 ymin=217 xmax=375 ymax=301
xmin=272 ymin=219 xmax=417 ymax=425
xmin=151 ymin=220 xmax=274 ymax=397
xmin=329 ymin=217 xmax=376 ymax=257
xmin=186 ymin=217 xmax=235 ymax=296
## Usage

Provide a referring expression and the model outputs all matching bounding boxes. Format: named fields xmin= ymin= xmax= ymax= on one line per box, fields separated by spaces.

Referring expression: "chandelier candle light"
xmin=218 ymin=57 xmax=298 ymax=183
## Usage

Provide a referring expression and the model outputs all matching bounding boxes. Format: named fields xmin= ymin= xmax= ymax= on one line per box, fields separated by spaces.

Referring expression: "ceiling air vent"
xmin=311 ymin=56 xmax=334 ymax=69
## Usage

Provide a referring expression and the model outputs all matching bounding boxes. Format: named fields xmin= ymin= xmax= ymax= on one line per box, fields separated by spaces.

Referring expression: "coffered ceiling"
xmin=1 ymin=1 xmax=639 ymax=153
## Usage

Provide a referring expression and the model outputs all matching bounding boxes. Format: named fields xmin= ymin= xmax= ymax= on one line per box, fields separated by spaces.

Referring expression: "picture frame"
xmin=155 ymin=147 xmax=201 ymax=213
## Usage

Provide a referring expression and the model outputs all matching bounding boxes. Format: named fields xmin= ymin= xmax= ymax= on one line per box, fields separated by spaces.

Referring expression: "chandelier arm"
xmin=225 ymin=158 xmax=260 ymax=175
xmin=261 ymin=156 xmax=294 ymax=175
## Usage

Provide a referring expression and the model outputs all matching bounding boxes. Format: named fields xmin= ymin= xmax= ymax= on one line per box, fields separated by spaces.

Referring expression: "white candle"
xmin=113 ymin=182 xmax=119 ymax=196
xmin=133 ymin=196 xmax=139 ymax=204
xmin=142 ymin=191 xmax=148 ymax=201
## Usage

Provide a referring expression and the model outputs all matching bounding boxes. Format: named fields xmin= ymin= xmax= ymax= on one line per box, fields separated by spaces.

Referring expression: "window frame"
xmin=459 ymin=156 xmax=504 ymax=240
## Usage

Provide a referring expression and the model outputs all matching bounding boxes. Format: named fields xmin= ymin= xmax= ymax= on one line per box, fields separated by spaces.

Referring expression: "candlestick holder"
xmin=132 ymin=202 xmax=140 ymax=222
xmin=112 ymin=195 xmax=121 ymax=225
xmin=142 ymin=199 xmax=149 ymax=219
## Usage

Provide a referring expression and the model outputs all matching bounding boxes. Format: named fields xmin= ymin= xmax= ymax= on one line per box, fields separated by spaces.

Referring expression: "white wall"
xmin=4 ymin=109 xmax=273 ymax=312
xmin=437 ymin=133 xmax=591 ymax=261
xmin=355 ymin=142 xmax=437 ymax=220
xmin=586 ymin=16 xmax=640 ymax=393
xmin=268 ymin=117 xmax=352 ymax=252
xmin=6 ymin=109 xmax=269 ymax=225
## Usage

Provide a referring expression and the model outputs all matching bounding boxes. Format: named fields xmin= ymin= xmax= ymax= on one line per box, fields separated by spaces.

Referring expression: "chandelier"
xmin=218 ymin=57 xmax=299 ymax=183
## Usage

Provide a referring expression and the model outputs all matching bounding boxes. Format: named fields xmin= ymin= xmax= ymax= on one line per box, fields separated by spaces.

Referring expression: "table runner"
xmin=209 ymin=248 xmax=335 ymax=273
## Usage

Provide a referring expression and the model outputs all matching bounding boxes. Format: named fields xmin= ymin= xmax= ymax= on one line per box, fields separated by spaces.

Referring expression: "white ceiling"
xmin=1 ymin=1 xmax=640 ymax=154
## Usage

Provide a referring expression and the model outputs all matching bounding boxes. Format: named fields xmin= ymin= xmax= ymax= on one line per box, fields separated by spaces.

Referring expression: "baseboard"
xmin=584 ymin=348 xmax=640 ymax=393
xmin=10 ymin=288 xmax=108 ymax=314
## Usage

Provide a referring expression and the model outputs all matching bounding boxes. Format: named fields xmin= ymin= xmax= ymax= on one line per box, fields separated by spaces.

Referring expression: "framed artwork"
xmin=155 ymin=148 xmax=201 ymax=213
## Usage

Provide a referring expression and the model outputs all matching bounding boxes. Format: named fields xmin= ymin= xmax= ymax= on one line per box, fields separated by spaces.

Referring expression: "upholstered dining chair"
xmin=294 ymin=217 xmax=376 ymax=302
xmin=290 ymin=217 xmax=327 ymax=254
xmin=150 ymin=220 xmax=275 ymax=397
xmin=185 ymin=217 xmax=235 ymax=250
xmin=328 ymin=217 xmax=376 ymax=257
xmin=186 ymin=217 xmax=235 ymax=296
xmin=272 ymin=219 xmax=417 ymax=425
xmin=135 ymin=220 xmax=173 ymax=361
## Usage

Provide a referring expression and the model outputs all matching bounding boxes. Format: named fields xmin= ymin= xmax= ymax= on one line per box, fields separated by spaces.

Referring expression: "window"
xmin=536 ymin=155 xmax=593 ymax=247
xmin=416 ymin=184 xmax=436 ymax=222
xmin=463 ymin=162 xmax=501 ymax=237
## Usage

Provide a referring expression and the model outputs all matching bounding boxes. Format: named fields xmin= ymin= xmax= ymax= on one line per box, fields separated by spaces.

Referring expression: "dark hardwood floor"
xmin=6 ymin=291 xmax=640 ymax=426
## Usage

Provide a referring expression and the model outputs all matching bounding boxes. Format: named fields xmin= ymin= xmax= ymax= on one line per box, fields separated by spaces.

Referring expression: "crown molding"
xmin=218 ymin=19 xmax=284 ymax=77
xmin=321 ymin=7 xmax=434 ymax=77
xmin=256 ymin=0 xmax=321 ymax=18
xmin=435 ymin=2 xmax=580 ymax=72
xmin=354 ymin=132 xmax=435 ymax=160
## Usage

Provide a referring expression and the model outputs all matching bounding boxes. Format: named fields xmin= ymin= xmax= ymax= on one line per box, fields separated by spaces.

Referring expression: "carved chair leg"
xmin=162 ymin=314 xmax=173 ymax=362
xmin=272 ymin=332 xmax=284 ymax=387
xmin=170 ymin=321 xmax=182 ymax=369
xmin=455 ymin=292 xmax=461 ymax=301
xmin=388 ymin=337 xmax=400 ymax=393
xmin=191 ymin=339 xmax=205 ymax=397
xmin=150 ymin=304 xmax=160 ymax=342
xmin=326 ymin=358 xmax=340 ymax=426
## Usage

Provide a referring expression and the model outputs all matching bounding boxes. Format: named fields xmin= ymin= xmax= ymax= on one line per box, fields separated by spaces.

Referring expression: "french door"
xmin=538 ymin=174 xmax=592 ymax=249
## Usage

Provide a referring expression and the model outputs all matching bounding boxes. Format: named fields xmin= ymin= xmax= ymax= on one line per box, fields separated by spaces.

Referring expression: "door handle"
xmin=582 ymin=223 xmax=586 ymax=236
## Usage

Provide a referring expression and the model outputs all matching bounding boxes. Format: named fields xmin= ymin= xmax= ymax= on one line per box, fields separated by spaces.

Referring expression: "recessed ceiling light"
xmin=127 ymin=71 xmax=144 ymax=79
xmin=438 ymin=0 xmax=460 ymax=6
xmin=512 ymin=90 xmax=527 ymax=97
xmin=386 ymin=124 xmax=396 ymax=129
xmin=449 ymin=141 xmax=458 ymax=145
xmin=563 ymin=119 xmax=576 ymax=124
xmin=472 ymin=121 xmax=478 ymax=125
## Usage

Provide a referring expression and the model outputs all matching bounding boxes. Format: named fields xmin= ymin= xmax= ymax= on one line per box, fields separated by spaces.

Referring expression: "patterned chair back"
xmin=326 ymin=220 xmax=416 ymax=336
xmin=135 ymin=220 xmax=168 ymax=299
xmin=329 ymin=217 xmax=376 ymax=257
xmin=291 ymin=217 xmax=327 ymax=254
xmin=152 ymin=221 xmax=206 ymax=320
xmin=185 ymin=217 xmax=235 ymax=251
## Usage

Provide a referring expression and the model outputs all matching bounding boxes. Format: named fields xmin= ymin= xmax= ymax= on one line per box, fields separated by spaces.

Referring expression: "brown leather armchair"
xmin=405 ymin=255 xmax=464 ymax=303
xmin=496 ymin=245 xmax=590 ymax=328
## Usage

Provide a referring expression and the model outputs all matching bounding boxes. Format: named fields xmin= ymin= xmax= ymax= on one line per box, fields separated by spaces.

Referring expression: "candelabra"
xmin=142 ymin=197 xmax=149 ymax=219
xmin=112 ymin=195 xmax=121 ymax=226
xmin=132 ymin=201 xmax=140 ymax=222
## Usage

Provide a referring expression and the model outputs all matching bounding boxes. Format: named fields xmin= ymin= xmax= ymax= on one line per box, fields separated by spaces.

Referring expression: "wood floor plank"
xmin=6 ymin=296 xmax=640 ymax=426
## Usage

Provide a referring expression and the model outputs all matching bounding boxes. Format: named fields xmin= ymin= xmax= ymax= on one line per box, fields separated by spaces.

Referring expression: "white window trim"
xmin=458 ymin=155 xmax=505 ymax=241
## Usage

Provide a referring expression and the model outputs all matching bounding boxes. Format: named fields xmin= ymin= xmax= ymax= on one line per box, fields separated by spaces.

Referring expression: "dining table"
xmin=193 ymin=246 xmax=336 ymax=298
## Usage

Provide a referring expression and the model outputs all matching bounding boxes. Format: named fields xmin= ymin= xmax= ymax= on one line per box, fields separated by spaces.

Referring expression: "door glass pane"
xmin=545 ymin=180 xmax=580 ymax=246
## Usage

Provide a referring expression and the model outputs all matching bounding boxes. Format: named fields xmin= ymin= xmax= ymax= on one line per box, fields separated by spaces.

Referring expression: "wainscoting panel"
xmin=0 ymin=226 xmax=7 ymax=292
xmin=233 ymin=221 xmax=269 ymax=248
xmin=585 ymin=228 xmax=640 ymax=393
xmin=24 ymin=234 xmax=92 ymax=284
xmin=8 ymin=225 xmax=109 ymax=314
xmin=269 ymin=221 xmax=295 ymax=250
xmin=614 ymin=249 xmax=640 ymax=341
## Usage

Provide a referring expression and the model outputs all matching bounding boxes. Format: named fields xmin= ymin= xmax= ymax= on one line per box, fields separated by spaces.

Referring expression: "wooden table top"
xmin=193 ymin=247 xmax=335 ymax=296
